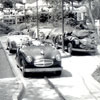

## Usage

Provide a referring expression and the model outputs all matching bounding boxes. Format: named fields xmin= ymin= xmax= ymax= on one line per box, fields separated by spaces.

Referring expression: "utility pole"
xmin=62 ymin=0 xmax=64 ymax=52
xmin=14 ymin=3 xmax=17 ymax=25
xmin=36 ymin=0 xmax=39 ymax=39
xmin=23 ymin=0 xmax=26 ymax=27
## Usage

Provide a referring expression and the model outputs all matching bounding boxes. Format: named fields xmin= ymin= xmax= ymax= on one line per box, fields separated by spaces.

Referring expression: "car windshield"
xmin=31 ymin=39 xmax=54 ymax=47
xmin=8 ymin=31 xmax=24 ymax=36
xmin=32 ymin=39 xmax=42 ymax=46
xmin=42 ymin=40 xmax=55 ymax=47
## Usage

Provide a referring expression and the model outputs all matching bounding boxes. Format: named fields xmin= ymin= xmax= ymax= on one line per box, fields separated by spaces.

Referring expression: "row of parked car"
xmin=6 ymin=31 xmax=62 ymax=77
xmin=48 ymin=29 xmax=97 ymax=54
xmin=35 ymin=27 xmax=97 ymax=54
xmin=6 ymin=27 xmax=97 ymax=77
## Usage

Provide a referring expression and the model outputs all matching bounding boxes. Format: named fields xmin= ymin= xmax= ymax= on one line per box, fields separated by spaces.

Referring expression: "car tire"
xmin=9 ymin=48 xmax=13 ymax=53
xmin=6 ymin=42 xmax=9 ymax=50
xmin=67 ymin=42 xmax=72 ymax=55
xmin=21 ymin=60 xmax=27 ymax=77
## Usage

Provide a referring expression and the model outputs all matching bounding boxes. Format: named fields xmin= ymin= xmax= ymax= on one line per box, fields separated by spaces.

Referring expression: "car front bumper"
xmin=72 ymin=48 xmax=97 ymax=52
xmin=24 ymin=67 xmax=62 ymax=73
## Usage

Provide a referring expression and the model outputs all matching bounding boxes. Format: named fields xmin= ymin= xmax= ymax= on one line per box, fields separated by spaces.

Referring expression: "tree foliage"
xmin=3 ymin=0 xmax=13 ymax=8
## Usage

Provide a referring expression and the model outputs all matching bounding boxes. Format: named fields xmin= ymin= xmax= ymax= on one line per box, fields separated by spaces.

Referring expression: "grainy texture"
xmin=0 ymin=78 xmax=19 ymax=100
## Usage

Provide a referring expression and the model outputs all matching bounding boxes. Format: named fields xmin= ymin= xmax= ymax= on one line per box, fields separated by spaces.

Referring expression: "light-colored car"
xmin=55 ymin=30 xmax=97 ymax=54
xmin=7 ymin=31 xmax=32 ymax=53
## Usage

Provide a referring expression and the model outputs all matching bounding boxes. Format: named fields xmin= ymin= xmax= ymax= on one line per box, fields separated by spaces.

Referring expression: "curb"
xmin=12 ymin=81 xmax=25 ymax=100
xmin=0 ymin=41 xmax=26 ymax=100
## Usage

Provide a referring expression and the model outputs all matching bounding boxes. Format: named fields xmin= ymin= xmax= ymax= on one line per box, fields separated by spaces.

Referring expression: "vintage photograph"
xmin=0 ymin=0 xmax=100 ymax=100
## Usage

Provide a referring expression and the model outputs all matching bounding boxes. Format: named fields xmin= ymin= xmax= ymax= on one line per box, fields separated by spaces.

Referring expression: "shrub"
xmin=19 ymin=23 xmax=27 ymax=31
xmin=0 ymin=22 xmax=14 ymax=34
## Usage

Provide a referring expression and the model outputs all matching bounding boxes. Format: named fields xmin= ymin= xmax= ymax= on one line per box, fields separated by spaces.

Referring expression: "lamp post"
xmin=23 ymin=0 xmax=26 ymax=27
xmin=36 ymin=0 xmax=39 ymax=39
xmin=62 ymin=0 xmax=64 ymax=52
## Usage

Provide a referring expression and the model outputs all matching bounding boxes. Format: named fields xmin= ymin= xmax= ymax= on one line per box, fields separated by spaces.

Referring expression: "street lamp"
xmin=36 ymin=0 xmax=39 ymax=39
xmin=62 ymin=0 xmax=64 ymax=52
xmin=23 ymin=0 xmax=26 ymax=27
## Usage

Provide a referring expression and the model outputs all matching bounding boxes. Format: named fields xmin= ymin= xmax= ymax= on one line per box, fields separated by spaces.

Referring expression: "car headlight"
xmin=26 ymin=56 xmax=33 ymax=63
xmin=56 ymin=54 xmax=61 ymax=61
xmin=80 ymin=38 xmax=87 ymax=45
xmin=17 ymin=43 xmax=22 ymax=48
xmin=74 ymin=39 xmax=79 ymax=45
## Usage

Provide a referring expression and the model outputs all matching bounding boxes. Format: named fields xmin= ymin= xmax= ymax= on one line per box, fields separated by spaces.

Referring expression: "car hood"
xmin=8 ymin=35 xmax=30 ymax=41
xmin=21 ymin=45 xmax=59 ymax=59
xmin=72 ymin=29 xmax=95 ymax=38
xmin=8 ymin=35 xmax=31 ymax=44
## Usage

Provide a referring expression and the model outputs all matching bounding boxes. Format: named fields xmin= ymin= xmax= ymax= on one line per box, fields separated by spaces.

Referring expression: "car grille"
xmin=34 ymin=59 xmax=53 ymax=67
xmin=79 ymin=43 xmax=96 ymax=49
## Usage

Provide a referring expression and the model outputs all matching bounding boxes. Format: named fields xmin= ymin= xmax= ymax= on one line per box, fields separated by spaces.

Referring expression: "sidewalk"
xmin=0 ymin=42 xmax=20 ymax=100
xmin=0 ymin=42 xmax=14 ymax=78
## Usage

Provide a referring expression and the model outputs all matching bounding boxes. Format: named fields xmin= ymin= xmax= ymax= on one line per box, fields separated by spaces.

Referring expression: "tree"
xmin=86 ymin=0 xmax=95 ymax=27
xmin=3 ymin=0 xmax=13 ymax=8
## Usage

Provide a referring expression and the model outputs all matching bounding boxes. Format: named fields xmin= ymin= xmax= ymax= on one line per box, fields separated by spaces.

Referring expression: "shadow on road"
xmin=24 ymin=69 xmax=72 ymax=79
xmin=72 ymin=51 xmax=97 ymax=56
xmin=61 ymin=70 xmax=72 ymax=77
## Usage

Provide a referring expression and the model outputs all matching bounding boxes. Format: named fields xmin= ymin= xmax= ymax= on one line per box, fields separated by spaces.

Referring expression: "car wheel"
xmin=67 ymin=43 xmax=72 ymax=54
xmin=55 ymin=37 xmax=59 ymax=48
xmin=9 ymin=48 xmax=13 ymax=53
xmin=21 ymin=60 xmax=27 ymax=77
xmin=52 ymin=36 xmax=56 ymax=43
xmin=7 ymin=42 xmax=9 ymax=50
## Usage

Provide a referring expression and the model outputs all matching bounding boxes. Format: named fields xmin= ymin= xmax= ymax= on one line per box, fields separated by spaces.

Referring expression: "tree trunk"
xmin=86 ymin=0 xmax=99 ymax=42
xmin=72 ymin=0 xmax=74 ymax=10
xmin=87 ymin=0 xmax=95 ymax=29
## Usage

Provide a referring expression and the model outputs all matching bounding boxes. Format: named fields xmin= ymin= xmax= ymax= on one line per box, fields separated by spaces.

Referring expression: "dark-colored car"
xmin=55 ymin=30 xmax=97 ymax=54
xmin=16 ymin=39 xmax=62 ymax=77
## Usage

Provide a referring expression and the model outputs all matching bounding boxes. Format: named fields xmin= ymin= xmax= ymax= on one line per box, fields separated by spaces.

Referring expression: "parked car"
xmin=30 ymin=26 xmax=53 ymax=39
xmin=47 ymin=28 xmax=63 ymax=44
xmin=55 ymin=30 xmax=97 ymax=54
xmin=16 ymin=39 xmax=62 ymax=77
xmin=7 ymin=31 xmax=31 ymax=53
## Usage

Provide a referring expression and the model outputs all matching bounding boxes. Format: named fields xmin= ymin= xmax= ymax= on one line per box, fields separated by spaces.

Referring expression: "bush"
xmin=0 ymin=22 xmax=14 ymax=34
xmin=19 ymin=23 xmax=27 ymax=31
xmin=66 ymin=18 xmax=78 ymax=26
xmin=39 ymin=13 xmax=49 ymax=23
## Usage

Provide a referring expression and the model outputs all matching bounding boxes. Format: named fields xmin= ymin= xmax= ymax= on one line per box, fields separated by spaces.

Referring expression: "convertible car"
xmin=16 ymin=39 xmax=62 ymax=77
xmin=65 ymin=30 xmax=97 ymax=54
xmin=55 ymin=30 xmax=97 ymax=54
xmin=7 ymin=31 xmax=31 ymax=53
